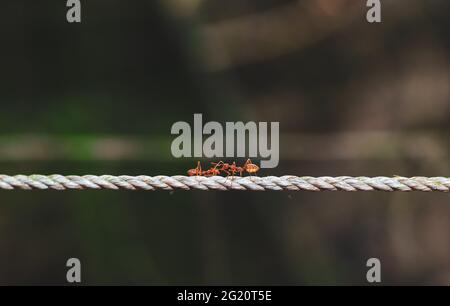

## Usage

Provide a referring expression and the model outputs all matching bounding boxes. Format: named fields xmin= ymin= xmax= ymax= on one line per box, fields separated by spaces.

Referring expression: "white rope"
xmin=0 ymin=175 xmax=449 ymax=192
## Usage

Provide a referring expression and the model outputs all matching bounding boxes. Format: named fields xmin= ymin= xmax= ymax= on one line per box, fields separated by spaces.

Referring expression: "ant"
xmin=188 ymin=159 xmax=260 ymax=177
xmin=187 ymin=161 xmax=203 ymax=176
xmin=211 ymin=161 xmax=242 ymax=176
xmin=202 ymin=165 xmax=221 ymax=177
xmin=187 ymin=161 xmax=220 ymax=177
xmin=211 ymin=159 xmax=260 ymax=176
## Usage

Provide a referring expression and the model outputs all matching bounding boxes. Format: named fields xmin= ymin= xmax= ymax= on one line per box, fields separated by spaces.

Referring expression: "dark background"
xmin=0 ymin=0 xmax=449 ymax=285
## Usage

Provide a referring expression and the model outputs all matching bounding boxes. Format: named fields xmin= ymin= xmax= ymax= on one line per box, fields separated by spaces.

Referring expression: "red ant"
xmin=211 ymin=161 xmax=242 ymax=176
xmin=187 ymin=161 xmax=203 ymax=176
xmin=188 ymin=159 xmax=260 ymax=177
xmin=211 ymin=159 xmax=260 ymax=176
xmin=202 ymin=165 xmax=221 ymax=177
xmin=187 ymin=161 xmax=220 ymax=177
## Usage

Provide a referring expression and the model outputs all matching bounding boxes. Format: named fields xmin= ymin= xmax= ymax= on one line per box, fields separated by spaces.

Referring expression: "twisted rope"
xmin=0 ymin=175 xmax=449 ymax=192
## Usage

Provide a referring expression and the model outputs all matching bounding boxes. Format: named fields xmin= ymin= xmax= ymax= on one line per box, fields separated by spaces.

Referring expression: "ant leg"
xmin=240 ymin=160 xmax=248 ymax=176
xmin=211 ymin=161 xmax=226 ymax=176
xmin=211 ymin=161 xmax=225 ymax=174
xmin=196 ymin=161 xmax=202 ymax=176
xmin=212 ymin=161 xmax=224 ymax=168
xmin=222 ymin=170 xmax=232 ymax=183
xmin=244 ymin=159 xmax=254 ymax=169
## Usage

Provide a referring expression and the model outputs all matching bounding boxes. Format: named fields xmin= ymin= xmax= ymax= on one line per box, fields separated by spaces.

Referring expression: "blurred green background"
xmin=0 ymin=0 xmax=449 ymax=285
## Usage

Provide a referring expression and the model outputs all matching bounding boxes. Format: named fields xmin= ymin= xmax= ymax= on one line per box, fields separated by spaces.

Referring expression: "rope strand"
xmin=0 ymin=175 xmax=449 ymax=191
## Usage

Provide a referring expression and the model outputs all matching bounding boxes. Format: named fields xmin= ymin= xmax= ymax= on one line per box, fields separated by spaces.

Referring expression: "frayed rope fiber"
xmin=0 ymin=175 xmax=449 ymax=192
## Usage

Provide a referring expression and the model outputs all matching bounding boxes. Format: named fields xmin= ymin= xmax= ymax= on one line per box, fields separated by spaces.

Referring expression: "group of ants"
xmin=187 ymin=159 xmax=260 ymax=177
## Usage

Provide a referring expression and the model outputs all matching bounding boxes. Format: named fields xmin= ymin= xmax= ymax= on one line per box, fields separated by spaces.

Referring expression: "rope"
xmin=0 ymin=175 xmax=449 ymax=192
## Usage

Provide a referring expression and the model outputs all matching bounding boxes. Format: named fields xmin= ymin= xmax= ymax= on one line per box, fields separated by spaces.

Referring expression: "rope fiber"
xmin=0 ymin=175 xmax=449 ymax=192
